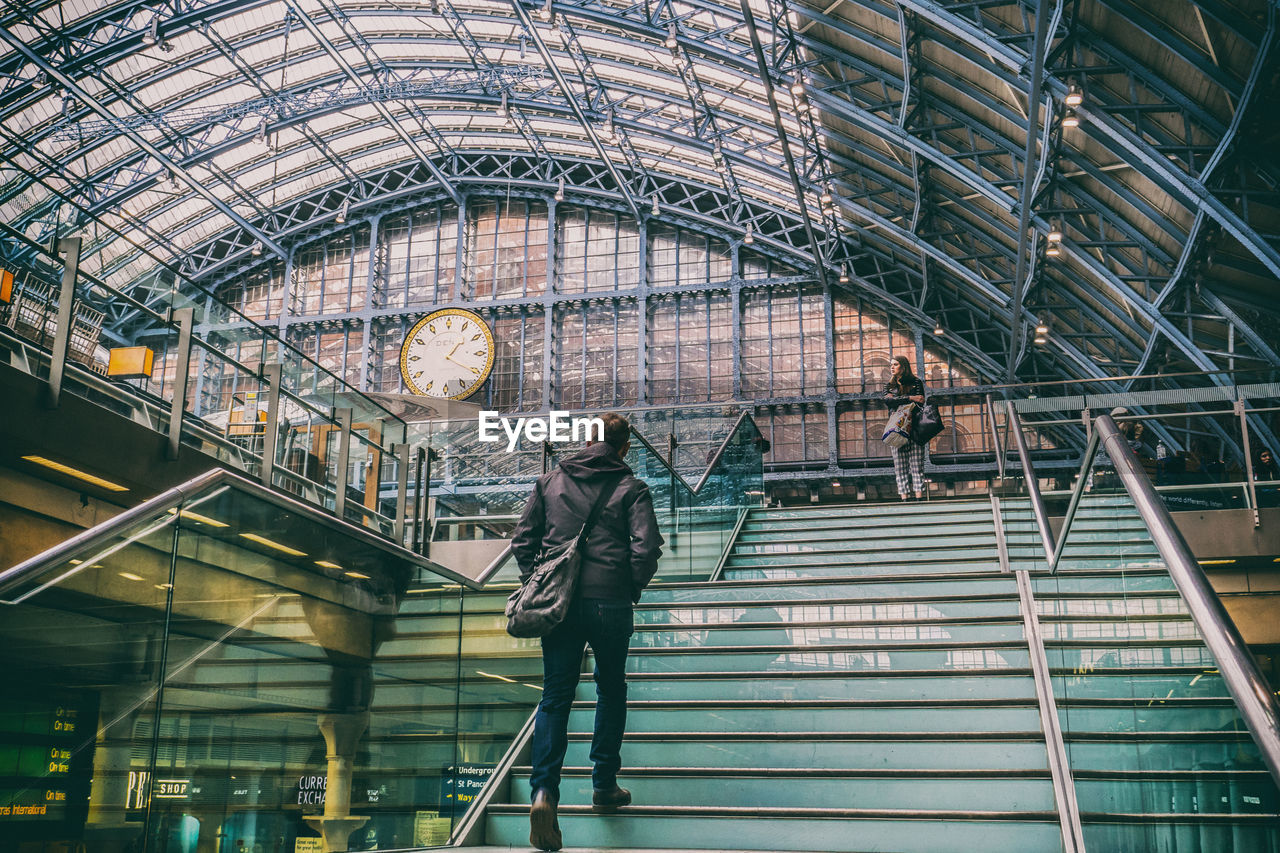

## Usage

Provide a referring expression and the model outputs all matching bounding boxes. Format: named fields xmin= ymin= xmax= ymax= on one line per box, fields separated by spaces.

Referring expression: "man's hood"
xmin=556 ymin=441 xmax=633 ymax=480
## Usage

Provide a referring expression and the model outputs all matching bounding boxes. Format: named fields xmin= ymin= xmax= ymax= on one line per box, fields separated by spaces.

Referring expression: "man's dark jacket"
xmin=510 ymin=442 xmax=664 ymax=603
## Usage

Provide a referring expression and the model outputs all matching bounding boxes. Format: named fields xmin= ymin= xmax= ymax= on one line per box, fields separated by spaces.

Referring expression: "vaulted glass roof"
xmin=0 ymin=0 xmax=1275 ymax=385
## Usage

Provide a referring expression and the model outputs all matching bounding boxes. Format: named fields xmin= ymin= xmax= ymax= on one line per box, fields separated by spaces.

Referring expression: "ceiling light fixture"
xmin=1047 ymin=220 xmax=1062 ymax=243
xmin=554 ymin=177 xmax=565 ymax=201
xmin=316 ymin=560 xmax=344 ymax=569
xmin=539 ymin=0 xmax=552 ymax=21
xmin=1062 ymin=108 xmax=1080 ymax=128
xmin=167 ymin=508 xmax=229 ymax=527
xmin=1046 ymin=243 xmax=1061 ymax=257
xmin=743 ymin=222 xmax=754 ymax=245
xmin=21 ymin=455 xmax=129 ymax=491
xmin=1034 ymin=333 xmax=1047 ymax=344
xmin=790 ymin=79 xmax=805 ymax=97
xmin=650 ymin=195 xmax=661 ymax=217
xmin=665 ymin=24 xmax=678 ymax=51
xmin=1035 ymin=323 xmax=1049 ymax=335
xmin=820 ymin=186 xmax=833 ymax=205
xmin=933 ymin=321 xmax=944 ymax=336
xmin=251 ymin=240 xmax=263 ymax=256
xmin=344 ymin=570 xmax=372 ymax=580
xmin=336 ymin=202 xmax=349 ymax=224
xmin=144 ymin=16 xmax=160 ymax=45
xmin=119 ymin=572 xmax=144 ymax=582
xmin=839 ymin=266 xmax=850 ymax=284
xmin=238 ymin=532 xmax=306 ymax=557
xmin=1065 ymin=81 xmax=1083 ymax=107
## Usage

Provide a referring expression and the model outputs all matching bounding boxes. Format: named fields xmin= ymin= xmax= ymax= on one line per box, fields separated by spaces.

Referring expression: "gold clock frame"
xmin=399 ymin=308 xmax=496 ymax=400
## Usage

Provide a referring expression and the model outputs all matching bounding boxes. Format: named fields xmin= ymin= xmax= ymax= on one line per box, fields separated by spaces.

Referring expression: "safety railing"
xmin=1005 ymin=409 xmax=1280 ymax=790
xmin=0 ymin=227 xmax=411 ymax=541
xmin=426 ymin=408 xmax=766 ymax=587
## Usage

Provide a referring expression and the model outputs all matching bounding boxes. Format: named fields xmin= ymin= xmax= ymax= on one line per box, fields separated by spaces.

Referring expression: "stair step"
xmin=728 ymin=546 xmax=998 ymax=563
xmin=646 ymin=573 xmax=1017 ymax=603
xmin=599 ymin=672 xmax=1038 ymax=702
xmin=622 ymin=645 xmax=1030 ymax=674
xmin=723 ymin=563 xmax=1006 ymax=580
xmin=556 ymin=733 xmax=1050 ymax=770
xmin=506 ymin=768 xmax=1057 ymax=811
xmin=483 ymin=806 xmax=1065 ymax=852
xmin=639 ymin=595 xmax=1023 ymax=624
xmin=566 ymin=701 xmax=1042 ymax=733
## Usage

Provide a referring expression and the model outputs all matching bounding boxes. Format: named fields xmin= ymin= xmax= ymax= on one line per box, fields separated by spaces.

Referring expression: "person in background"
xmin=1091 ymin=406 xmax=1145 ymax=491
xmin=884 ymin=355 xmax=927 ymax=501
xmin=1256 ymin=448 xmax=1280 ymax=508
xmin=510 ymin=412 xmax=665 ymax=852
xmin=1254 ymin=448 xmax=1279 ymax=482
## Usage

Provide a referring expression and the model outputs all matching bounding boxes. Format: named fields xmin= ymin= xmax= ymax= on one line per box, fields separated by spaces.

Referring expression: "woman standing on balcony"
xmin=884 ymin=355 xmax=927 ymax=501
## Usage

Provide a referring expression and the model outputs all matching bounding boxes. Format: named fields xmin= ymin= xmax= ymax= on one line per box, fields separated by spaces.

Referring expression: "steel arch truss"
xmin=0 ymin=0 xmax=1275 ymax=393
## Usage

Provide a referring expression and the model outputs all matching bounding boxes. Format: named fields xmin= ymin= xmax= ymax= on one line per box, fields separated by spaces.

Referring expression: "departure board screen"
xmin=0 ymin=690 xmax=96 ymax=836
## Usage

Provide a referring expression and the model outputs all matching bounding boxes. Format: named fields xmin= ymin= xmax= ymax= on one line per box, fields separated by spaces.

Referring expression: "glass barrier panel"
xmin=1013 ymin=492 xmax=1280 ymax=850
xmin=0 ymin=502 xmax=180 ymax=853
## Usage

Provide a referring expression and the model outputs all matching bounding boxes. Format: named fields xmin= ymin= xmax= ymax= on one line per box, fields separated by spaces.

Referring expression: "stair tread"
xmin=486 ymin=803 xmax=1061 ymax=820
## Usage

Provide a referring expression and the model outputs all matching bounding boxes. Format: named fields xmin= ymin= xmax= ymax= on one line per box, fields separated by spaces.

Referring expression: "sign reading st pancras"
xmin=399 ymin=308 xmax=495 ymax=400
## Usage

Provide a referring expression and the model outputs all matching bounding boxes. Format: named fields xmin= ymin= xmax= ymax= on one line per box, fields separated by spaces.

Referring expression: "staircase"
xmin=473 ymin=497 xmax=1280 ymax=851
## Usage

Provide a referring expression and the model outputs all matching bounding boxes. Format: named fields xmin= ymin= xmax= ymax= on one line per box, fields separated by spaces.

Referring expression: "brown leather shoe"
xmin=529 ymin=788 xmax=562 ymax=851
xmin=591 ymin=785 xmax=632 ymax=810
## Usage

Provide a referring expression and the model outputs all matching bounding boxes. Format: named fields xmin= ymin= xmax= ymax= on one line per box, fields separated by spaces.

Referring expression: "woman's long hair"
xmin=889 ymin=354 xmax=916 ymax=393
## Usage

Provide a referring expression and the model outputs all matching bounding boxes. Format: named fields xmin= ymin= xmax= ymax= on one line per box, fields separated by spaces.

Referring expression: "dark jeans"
xmin=529 ymin=597 xmax=634 ymax=798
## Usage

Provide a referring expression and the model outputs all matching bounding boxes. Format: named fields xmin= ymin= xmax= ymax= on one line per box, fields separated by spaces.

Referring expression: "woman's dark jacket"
xmin=883 ymin=375 xmax=925 ymax=408
xmin=883 ymin=375 xmax=926 ymax=441
xmin=510 ymin=442 xmax=665 ymax=603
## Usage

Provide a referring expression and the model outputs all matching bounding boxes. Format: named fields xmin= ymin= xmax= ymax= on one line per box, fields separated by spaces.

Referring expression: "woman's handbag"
xmin=881 ymin=403 xmax=915 ymax=449
xmin=913 ymin=402 xmax=944 ymax=445
xmin=505 ymin=474 xmax=624 ymax=638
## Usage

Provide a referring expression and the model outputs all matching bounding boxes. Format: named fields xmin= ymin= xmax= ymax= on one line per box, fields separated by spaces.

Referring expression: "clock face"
xmin=400 ymin=308 xmax=495 ymax=400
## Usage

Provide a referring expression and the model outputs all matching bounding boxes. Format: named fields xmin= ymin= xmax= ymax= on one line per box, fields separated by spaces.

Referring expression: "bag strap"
xmin=580 ymin=473 xmax=626 ymax=543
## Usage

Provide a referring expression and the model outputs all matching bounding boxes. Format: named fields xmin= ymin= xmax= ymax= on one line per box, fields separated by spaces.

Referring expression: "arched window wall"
xmin=215 ymin=195 xmax=992 ymax=468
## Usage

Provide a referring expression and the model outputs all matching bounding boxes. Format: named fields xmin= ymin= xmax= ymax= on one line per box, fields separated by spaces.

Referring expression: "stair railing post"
xmin=260 ymin=363 xmax=283 ymax=489
xmin=392 ymin=442 xmax=410 ymax=547
xmin=46 ymin=236 xmax=81 ymax=408
xmin=985 ymin=393 xmax=1005 ymax=482
xmin=422 ymin=447 xmax=439 ymax=557
xmin=667 ymin=432 xmax=678 ymax=519
xmin=412 ymin=447 xmax=426 ymax=555
xmin=333 ymin=408 xmax=353 ymax=522
xmin=1237 ymin=398 xmax=1260 ymax=527
xmin=166 ymin=307 xmax=194 ymax=461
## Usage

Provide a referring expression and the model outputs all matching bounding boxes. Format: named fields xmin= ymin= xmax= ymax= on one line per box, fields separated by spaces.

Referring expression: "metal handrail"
xmin=1046 ymin=429 xmax=1101 ymax=574
xmin=708 ymin=505 xmax=751 ymax=583
xmin=1096 ymin=414 xmax=1280 ymax=786
xmin=1005 ymin=400 xmax=1056 ymax=561
xmin=0 ymin=467 xmax=472 ymax=600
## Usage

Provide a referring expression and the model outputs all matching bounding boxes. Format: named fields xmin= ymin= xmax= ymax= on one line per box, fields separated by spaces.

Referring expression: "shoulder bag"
xmin=505 ymin=473 xmax=625 ymax=638
xmin=913 ymin=401 xmax=944 ymax=444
